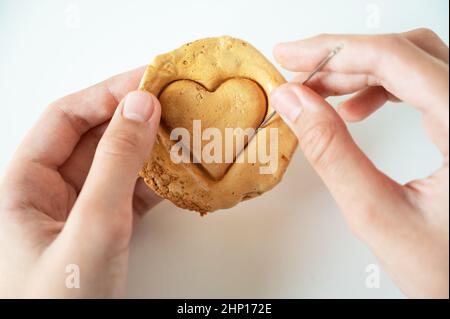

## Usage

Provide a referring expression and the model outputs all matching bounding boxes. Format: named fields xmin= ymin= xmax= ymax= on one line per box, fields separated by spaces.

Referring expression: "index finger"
xmin=14 ymin=66 xmax=146 ymax=169
xmin=274 ymin=32 xmax=449 ymax=113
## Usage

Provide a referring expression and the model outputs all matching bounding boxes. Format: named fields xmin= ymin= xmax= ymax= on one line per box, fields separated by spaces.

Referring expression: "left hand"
xmin=270 ymin=29 xmax=449 ymax=298
xmin=0 ymin=67 xmax=161 ymax=298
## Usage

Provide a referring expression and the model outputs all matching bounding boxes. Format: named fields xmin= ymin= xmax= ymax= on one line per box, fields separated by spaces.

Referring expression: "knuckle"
xmin=314 ymin=33 xmax=331 ymax=41
xmin=47 ymin=101 xmax=91 ymax=136
xmin=47 ymin=97 xmax=66 ymax=110
xmin=300 ymin=121 xmax=339 ymax=167
xmin=98 ymin=129 xmax=143 ymax=159
xmin=370 ymin=34 xmax=411 ymax=67
xmin=414 ymin=27 xmax=439 ymax=40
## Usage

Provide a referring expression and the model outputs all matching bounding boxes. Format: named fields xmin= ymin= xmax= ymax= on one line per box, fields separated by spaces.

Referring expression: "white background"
xmin=0 ymin=0 xmax=448 ymax=298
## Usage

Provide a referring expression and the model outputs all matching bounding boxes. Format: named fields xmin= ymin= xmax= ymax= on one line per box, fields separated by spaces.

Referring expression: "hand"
xmin=0 ymin=67 xmax=162 ymax=298
xmin=270 ymin=29 xmax=449 ymax=298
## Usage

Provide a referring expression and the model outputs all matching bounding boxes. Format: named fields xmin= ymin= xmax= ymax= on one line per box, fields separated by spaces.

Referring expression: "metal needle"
xmin=257 ymin=44 xmax=343 ymax=131
xmin=234 ymin=44 xmax=343 ymax=162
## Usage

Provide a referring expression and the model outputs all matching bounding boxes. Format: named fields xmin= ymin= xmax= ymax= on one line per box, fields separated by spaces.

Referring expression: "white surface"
xmin=0 ymin=0 xmax=448 ymax=298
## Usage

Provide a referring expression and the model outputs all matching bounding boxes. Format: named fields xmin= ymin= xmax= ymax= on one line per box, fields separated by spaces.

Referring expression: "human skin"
xmin=0 ymin=29 xmax=448 ymax=298
xmin=0 ymin=67 xmax=162 ymax=297
xmin=270 ymin=28 xmax=449 ymax=298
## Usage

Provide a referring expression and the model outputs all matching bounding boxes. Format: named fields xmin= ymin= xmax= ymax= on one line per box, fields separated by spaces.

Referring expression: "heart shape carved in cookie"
xmin=139 ymin=36 xmax=298 ymax=214
xmin=159 ymin=78 xmax=267 ymax=180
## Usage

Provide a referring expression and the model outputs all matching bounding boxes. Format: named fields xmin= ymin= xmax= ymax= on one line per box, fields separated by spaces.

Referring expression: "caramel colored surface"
xmin=139 ymin=36 xmax=298 ymax=213
xmin=160 ymin=78 xmax=266 ymax=180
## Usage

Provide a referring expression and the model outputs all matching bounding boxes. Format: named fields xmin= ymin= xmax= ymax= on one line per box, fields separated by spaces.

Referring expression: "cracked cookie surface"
xmin=139 ymin=36 xmax=298 ymax=214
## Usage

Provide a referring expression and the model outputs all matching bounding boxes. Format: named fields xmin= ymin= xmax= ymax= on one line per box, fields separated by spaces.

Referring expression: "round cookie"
xmin=139 ymin=36 xmax=298 ymax=214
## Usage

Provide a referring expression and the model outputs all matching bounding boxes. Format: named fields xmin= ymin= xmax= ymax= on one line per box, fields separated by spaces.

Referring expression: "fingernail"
xmin=122 ymin=91 xmax=154 ymax=122
xmin=270 ymin=85 xmax=302 ymax=123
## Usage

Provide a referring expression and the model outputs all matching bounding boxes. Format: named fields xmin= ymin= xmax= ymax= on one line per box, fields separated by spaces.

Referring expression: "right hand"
xmin=270 ymin=29 xmax=449 ymax=298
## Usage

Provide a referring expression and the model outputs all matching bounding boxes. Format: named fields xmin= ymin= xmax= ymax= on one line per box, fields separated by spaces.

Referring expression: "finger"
xmin=132 ymin=178 xmax=162 ymax=217
xmin=275 ymin=28 xmax=448 ymax=72
xmin=291 ymin=72 xmax=375 ymax=98
xmin=274 ymin=33 xmax=449 ymax=113
xmin=60 ymin=123 xmax=162 ymax=215
xmin=289 ymin=29 xmax=450 ymax=99
xmin=65 ymin=91 xmax=161 ymax=249
xmin=270 ymin=83 xmax=408 ymax=231
xmin=337 ymin=86 xmax=399 ymax=122
xmin=14 ymin=66 xmax=145 ymax=169
xmin=291 ymin=72 xmax=397 ymax=123
xmin=59 ymin=122 xmax=109 ymax=195
xmin=402 ymin=28 xmax=449 ymax=64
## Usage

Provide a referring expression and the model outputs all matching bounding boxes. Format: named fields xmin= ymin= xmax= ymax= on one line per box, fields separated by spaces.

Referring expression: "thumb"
xmin=66 ymin=90 xmax=161 ymax=246
xmin=270 ymin=83 xmax=405 ymax=231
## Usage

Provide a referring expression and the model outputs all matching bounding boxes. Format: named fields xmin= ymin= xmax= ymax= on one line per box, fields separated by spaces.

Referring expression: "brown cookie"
xmin=139 ymin=36 xmax=297 ymax=214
